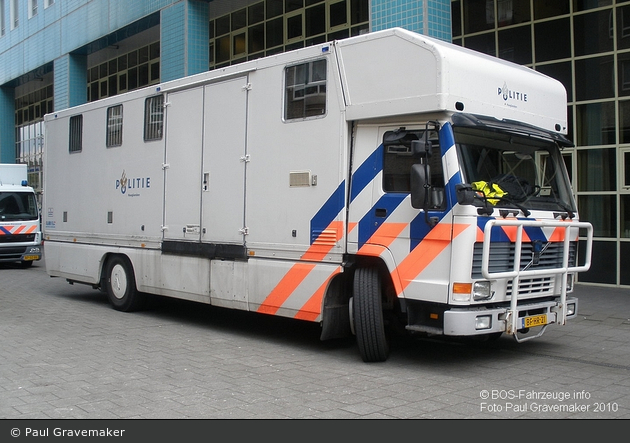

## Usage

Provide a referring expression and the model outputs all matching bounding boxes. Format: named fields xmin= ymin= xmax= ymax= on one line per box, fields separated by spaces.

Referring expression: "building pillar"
xmin=371 ymin=0 xmax=452 ymax=41
xmin=0 ymin=86 xmax=16 ymax=163
xmin=53 ymin=53 xmax=88 ymax=112
xmin=161 ymin=0 xmax=210 ymax=82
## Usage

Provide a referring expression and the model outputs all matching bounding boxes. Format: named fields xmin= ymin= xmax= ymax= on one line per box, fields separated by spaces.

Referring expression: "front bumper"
xmin=443 ymin=297 xmax=578 ymax=336
xmin=0 ymin=244 xmax=42 ymax=263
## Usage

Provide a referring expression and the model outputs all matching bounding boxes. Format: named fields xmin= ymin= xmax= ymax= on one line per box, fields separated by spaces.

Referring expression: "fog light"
xmin=473 ymin=281 xmax=493 ymax=301
xmin=475 ymin=315 xmax=492 ymax=330
xmin=567 ymin=302 xmax=576 ymax=316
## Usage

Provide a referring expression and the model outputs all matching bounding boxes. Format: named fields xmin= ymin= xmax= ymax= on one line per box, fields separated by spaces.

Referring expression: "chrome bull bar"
xmin=481 ymin=219 xmax=593 ymax=341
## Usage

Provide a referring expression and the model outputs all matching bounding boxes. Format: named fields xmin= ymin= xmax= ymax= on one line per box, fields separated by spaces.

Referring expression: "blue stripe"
xmin=477 ymin=217 xmax=511 ymax=242
xmin=440 ymin=123 xmax=460 ymax=212
xmin=410 ymin=213 xmax=433 ymax=250
xmin=440 ymin=123 xmax=455 ymax=157
xmin=357 ymin=193 xmax=407 ymax=248
xmin=409 ymin=123 xmax=457 ymax=251
xmin=523 ymin=226 xmax=548 ymax=242
xmin=445 ymin=169 xmax=462 ymax=211
xmin=477 ymin=217 xmax=545 ymax=242
xmin=310 ymin=181 xmax=345 ymax=244
xmin=350 ymin=144 xmax=383 ymax=202
xmin=309 ymin=143 xmax=384 ymax=245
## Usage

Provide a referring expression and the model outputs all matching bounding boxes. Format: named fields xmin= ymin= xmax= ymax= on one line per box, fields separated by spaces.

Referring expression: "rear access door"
xmin=201 ymin=76 xmax=249 ymax=248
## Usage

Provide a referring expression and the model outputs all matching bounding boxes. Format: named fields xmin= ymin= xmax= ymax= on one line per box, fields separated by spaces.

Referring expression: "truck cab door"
xmin=349 ymin=124 xmax=451 ymax=303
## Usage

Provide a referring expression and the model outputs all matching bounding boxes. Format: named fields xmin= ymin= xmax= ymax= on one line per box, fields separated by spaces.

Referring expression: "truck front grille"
xmin=0 ymin=246 xmax=27 ymax=260
xmin=0 ymin=233 xmax=36 ymax=243
xmin=506 ymin=277 xmax=554 ymax=297
xmin=472 ymin=241 xmax=577 ymax=279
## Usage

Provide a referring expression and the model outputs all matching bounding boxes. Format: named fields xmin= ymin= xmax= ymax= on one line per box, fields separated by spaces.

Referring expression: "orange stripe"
xmin=365 ymin=222 xmax=407 ymax=248
xmin=294 ymin=223 xmax=407 ymax=321
xmin=294 ymin=267 xmax=342 ymax=321
xmin=302 ymin=220 xmax=345 ymax=260
xmin=358 ymin=243 xmax=389 ymax=257
xmin=257 ymin=220 xmax=344 ymax=315
xmin=0 ymin=224 xmax=38 ymax=235
xmin=393 ymin=223 xmax=468 ymax=296
xmin=476 ymin=226 xmax=484 ymax=242
xmin=257 ymin=263 xmax=316 ymax=315
xmin=548 ymin=226 xmax=566 ymax=242
xmin=501 ymin=225 xmax=531 ymax=242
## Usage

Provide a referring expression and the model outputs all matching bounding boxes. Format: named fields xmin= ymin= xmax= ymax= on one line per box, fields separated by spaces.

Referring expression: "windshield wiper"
xmin=477 ymin=195 xmax=531 ymax=217
xmin=551 ymin=199 xmax=575 ymax=219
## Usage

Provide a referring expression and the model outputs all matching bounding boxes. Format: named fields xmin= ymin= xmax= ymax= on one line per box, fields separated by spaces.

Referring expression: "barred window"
xmin=69 ymin=115 xmax=83 ymax=153
xmin=144 ymin=95 xmax=164 ymax=141
xmin=284 ymin=59 xmax=327 ymax=121
xmin=106 ymin=104 xmax=123 ymax=147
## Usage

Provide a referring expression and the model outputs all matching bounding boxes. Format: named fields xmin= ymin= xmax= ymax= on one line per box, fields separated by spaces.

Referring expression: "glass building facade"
xmin=209 ymin=0 xmax=370 ymax=69
xmin=452 ymin=0 xmax=630 ymax=285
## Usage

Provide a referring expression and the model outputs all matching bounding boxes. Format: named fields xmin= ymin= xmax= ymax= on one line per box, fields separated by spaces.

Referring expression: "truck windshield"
xmin=453 ymin=126 xmax=576 ymax=214
xmin=0 ymin=192 xmax=39 ymax=221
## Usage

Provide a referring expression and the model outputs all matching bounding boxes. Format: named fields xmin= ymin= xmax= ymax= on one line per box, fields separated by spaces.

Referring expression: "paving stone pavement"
xmin=1 ymin=258 xmax=629 ymax=420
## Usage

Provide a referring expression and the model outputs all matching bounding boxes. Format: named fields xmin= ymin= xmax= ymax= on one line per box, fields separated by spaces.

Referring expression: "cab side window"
xmin=382 ymin=128 xmax=445 ymax=209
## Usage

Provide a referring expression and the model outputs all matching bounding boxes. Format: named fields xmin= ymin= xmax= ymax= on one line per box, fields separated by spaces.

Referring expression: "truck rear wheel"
xmin=105 ymin=255 xmax=145 ymax=312
xmin=353 ymin=267 xmax=389 ymax=362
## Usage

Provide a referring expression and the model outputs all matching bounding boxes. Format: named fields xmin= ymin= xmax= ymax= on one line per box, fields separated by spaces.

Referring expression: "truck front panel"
xmin=347 ymin=115 xmax=592 ymax=339
xmin=0 ymin=188 xmax=42 ymax=264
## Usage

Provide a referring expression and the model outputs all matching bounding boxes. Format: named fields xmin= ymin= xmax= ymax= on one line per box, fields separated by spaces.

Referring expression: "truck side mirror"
xmin=455 ymin=183 xmax=476 ymax=205
xmin=410 ymin=163 xmax=429 ymax=209
xmin=411 ymin=139 xmax=432 ymax=157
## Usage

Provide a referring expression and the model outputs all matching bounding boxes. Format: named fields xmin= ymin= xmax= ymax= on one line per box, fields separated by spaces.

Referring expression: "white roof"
xmin=336 ymin=28 xmax=568 ymax=134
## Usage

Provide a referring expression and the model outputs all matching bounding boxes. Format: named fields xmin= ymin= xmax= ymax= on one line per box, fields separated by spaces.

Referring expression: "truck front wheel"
xmin=105 ymin=255 xmax=145 ymax=312
xmin=353 ymin=267 xmax=390 ymax=362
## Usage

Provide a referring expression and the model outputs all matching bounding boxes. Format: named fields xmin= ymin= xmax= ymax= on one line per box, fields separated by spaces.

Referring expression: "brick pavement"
xmin=1 ymin=258 xmax=629 ymax=419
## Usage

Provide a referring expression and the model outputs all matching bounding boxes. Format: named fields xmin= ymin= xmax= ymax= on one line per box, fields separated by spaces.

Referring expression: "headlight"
xmin=472 ymin=281 xmax=493 ymax=301
xmin=567 ymin=302 xmax=576 ymax=316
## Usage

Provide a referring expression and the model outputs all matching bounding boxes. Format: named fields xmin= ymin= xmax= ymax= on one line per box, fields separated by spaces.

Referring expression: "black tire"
xmin=105 ymin=255 xmax=145 ymax=312
xmin=353 ymin=267 xmax=389 ymax=362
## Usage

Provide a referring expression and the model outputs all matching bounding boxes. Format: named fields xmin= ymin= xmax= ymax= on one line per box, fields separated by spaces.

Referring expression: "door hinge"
xmin=240 ymin=154 xmax=250 ymax=163
xmin=239 ymin=227 xmax=249 ymax=235
xmin=242 ymin=83 xmax=252 ymax=91
xmin=162 ymin=163 xmax=170 ymax=170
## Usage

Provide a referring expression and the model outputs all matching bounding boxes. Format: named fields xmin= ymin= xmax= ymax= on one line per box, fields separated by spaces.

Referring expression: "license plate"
xmin=23 ymin=255 xmax=39 ymax=261
xmin=524 ymin=314 xmax=547 ymax=328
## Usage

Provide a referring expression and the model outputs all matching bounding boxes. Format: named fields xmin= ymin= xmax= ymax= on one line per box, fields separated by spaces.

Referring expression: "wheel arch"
xmin=351 ymin=251 xmax=400 ymax=309
xmin=319 ymin=253 xmax=399 ymax=341
xmin=99 ymin=252 xmax=135 ymax=291
xmin=102 ymin=251 xmax=146 ymax=312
